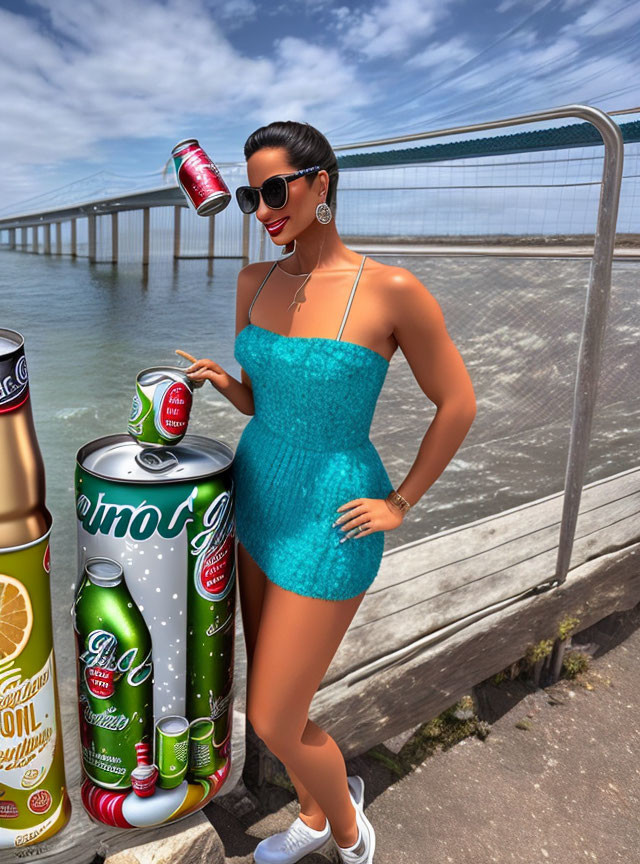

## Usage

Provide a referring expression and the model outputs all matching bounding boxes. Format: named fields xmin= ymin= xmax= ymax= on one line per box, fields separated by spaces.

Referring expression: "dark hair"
xmin=243 ymin=121 xmax=339 ymax=216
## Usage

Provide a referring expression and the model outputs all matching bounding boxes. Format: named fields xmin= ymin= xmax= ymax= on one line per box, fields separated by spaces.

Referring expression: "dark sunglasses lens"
xmin=262 ymin=177 xmax=287 ymax=209
xmin=236 ymin=187 xmax=258 ymax=213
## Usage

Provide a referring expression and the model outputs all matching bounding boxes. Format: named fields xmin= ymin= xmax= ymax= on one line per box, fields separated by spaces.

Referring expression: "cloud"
xmin=214 ymin=0 xmax=258 ymax=25
xmin=407 ymin=35 xmax=477 ymax=71
xmin=334 ymin=0 xmax=456 ymax=60
xmin=0 ymin=0 xmax=371 ymax=209
xmin=569 ymin=0 xmax=640 ymax=35
xmin=1 ymin=0 xmax=264 ymax=154
xmin=495 ymin=0 xmax=525 ymax=12
xmin=254 ymin=36 xmax=370 ymax=125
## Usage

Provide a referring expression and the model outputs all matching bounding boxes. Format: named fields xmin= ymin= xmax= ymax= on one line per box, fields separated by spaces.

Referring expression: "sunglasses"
xmin=235 ymin=165 xmax=321 ymax=214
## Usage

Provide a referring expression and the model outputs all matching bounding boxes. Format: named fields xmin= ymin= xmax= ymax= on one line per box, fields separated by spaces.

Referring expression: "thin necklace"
xmin=277 ymin=229 xmax=328 ymax=311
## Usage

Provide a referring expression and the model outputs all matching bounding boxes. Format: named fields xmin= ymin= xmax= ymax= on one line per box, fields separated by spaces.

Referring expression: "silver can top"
xmin=76 ymin=433 xmax=234 ymax=483
xmin=136 ymin=364 xmax=204 ymax=390
xmin=85 ymin=556 xmax=124 ymax=586
xmin=0 ymin=328 xmax=24 ymax=357
xmin=171 ymin=138 xmax=199 ymax=155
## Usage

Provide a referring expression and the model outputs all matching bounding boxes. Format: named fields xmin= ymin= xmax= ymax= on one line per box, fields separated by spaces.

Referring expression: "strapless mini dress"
xmin=232 ymin=256 xmax=393 ymax=601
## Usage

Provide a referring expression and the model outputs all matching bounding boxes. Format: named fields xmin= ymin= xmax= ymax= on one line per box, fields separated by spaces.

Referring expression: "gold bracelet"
xmin=386 ymin=489 xmax=411 ymax=514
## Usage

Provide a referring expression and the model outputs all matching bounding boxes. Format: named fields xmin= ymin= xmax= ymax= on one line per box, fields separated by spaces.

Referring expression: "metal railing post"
xmin=548 ymin=113 xmax=624 ymax=588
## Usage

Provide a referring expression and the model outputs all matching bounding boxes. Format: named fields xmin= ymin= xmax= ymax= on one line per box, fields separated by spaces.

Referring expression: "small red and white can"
xmin=171 ymin=138 xmax=231 ymax=216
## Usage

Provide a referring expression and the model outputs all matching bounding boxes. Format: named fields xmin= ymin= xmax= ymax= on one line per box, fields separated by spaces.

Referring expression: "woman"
xmin=186 ymin=121 xmax=476 ymax=864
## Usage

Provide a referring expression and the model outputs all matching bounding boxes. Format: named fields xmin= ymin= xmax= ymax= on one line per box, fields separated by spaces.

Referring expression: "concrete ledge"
xmin=104 ymin=812 xmax=223 ymax=864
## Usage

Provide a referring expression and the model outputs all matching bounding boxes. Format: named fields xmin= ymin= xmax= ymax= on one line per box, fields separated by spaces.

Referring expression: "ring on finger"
xmin=341 ymin=522 xmax=369 ymax=542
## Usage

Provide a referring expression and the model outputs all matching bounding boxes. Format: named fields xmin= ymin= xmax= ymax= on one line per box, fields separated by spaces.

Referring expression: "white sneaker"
xmin=347 ymin=775 xmax=364 ymax=808
xmin=253 ymin=813 xmax=332 ymax=864
xmin=333 ymin=776 xmax=375 ymax=863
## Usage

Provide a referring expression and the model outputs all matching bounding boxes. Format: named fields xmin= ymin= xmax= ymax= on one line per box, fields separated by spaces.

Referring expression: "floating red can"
xmin=171 ymin=138 xmax=231 ymax=216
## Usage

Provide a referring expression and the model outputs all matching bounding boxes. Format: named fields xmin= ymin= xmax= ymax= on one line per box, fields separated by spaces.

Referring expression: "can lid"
xmin=76 ymin=433 xmax=234 ymax=483
xmin=0 ymin=328 xmax=24 ymax=358
xmin=85 ymin=556 xmax=123 ymax=586
xmin=136 ymin=364 xmax=204 ymax=390
xmin=171 ymin=138 xmax=199 ymax=155
xmin=196 ymin=191 xmax=231 ymax=217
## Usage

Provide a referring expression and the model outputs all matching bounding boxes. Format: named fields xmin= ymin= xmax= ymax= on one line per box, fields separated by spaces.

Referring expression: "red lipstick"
xmin=265 ymin=217 xmax=289 ymax=236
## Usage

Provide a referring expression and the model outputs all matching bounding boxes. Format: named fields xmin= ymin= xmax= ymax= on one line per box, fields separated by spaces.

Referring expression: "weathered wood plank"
xmin=321 ymin=468 xmax=640 ymax=683
xmin=311 ymin=539 xmax=640 ymax=759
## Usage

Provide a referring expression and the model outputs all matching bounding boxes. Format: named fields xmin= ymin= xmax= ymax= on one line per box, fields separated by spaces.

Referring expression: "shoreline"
xmin=342 ymin=232 xmax=640 ymax=248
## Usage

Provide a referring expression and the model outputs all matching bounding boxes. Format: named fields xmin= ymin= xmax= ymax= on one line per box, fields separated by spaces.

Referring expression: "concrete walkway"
xmin=205 ymin=604 xmax=640 ymax=863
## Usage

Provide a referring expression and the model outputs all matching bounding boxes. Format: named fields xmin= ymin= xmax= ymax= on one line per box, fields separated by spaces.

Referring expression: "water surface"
xmin=1 ymin=249 xmax=637 ymax=690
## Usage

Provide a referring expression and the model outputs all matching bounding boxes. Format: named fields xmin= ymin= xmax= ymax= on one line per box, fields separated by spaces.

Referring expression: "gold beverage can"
xmin=0 ymin=529 xmax=72 ymax=848
xmin=0 ymin=328 xmax=71 ymax=849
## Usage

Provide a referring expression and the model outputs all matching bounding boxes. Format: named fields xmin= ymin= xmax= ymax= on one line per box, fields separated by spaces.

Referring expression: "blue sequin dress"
xmin=232 ymin=255 xmax=394 ymax=601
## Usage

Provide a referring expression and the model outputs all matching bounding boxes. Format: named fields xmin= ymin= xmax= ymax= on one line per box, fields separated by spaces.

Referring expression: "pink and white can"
xmin=171 ymin=139 xmax=231 ymax=216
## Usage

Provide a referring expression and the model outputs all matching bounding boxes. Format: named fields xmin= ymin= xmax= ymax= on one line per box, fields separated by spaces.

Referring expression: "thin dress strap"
xmin=336 ymin=256 xmax=366 ymax=341
xmin=248 ymin=260 xmax=279 ymax=324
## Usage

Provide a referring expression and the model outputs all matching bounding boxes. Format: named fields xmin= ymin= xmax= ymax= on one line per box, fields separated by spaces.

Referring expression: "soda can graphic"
xmin=130 ymin=741 xmax=158 ymax=798
xmin=186 ymin=484 xmax=235 ymax=768
xmin=155 ymin=716 xmax=189 ymax=789
xmin=188 ymin=718 xmax=216 ymax=779
xmin=73 ymin=557 xmax=154 ymax=790
xmin=128 ymin=366 xmax=201 ymax=447
xmin=76 ymin=434 xmax=236 ymax=827
xmin=172 ymin=139 xmax=231 ymax=216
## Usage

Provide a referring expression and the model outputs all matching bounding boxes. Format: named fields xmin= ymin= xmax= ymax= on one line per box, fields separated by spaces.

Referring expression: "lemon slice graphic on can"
xmin=0 ymin=573 xmax=33 ymax=664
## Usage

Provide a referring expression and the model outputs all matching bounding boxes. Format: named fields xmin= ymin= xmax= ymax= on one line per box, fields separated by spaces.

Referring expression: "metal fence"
xmin=0 ymin=104 xmax=631 ymax=594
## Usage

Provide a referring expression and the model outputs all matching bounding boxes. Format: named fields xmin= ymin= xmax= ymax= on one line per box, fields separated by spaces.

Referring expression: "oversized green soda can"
xmin=73 ymin=557 xmax=154 ymax=790
xmin=75 ymin=433 xmax=236 ymax=824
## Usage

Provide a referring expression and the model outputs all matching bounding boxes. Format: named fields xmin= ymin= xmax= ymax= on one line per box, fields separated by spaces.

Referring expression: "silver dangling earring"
xmin=316 ymin=202 xmax=332 ymax=224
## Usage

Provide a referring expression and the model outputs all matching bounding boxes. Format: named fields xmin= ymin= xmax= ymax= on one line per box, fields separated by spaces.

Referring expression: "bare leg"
xmin=283 ymin=719 xmax=352 ymax=833
xmin=237 ymin=541 xmax=327 ymax=830
xmin=236 ymin=539 xmax=267 ymax=668
xmin=246 ymin=577 xmax=366 ymax=847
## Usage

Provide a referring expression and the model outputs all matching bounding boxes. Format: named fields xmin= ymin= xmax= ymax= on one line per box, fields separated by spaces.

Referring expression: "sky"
xmin=0 ymin=0 xmax=638 ymax=214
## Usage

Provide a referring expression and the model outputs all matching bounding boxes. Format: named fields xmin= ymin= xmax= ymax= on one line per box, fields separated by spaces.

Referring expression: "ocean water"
xmin=1 ymin=248 xmax=638 ymax=694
